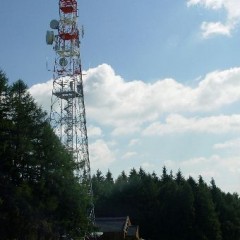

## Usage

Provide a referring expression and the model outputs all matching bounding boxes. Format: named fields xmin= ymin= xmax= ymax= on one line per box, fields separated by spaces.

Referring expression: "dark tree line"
xmin=92 ymin=168 xmax=240 ymax=240
xmin=0 ymin=71 xmax=91 ymax=239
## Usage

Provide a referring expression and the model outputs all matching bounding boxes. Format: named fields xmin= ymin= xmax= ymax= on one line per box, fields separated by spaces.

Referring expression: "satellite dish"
xmin=50 ymin=19 xmax=59 ymax=29
xmin=59 ymin=57 xmax=68 ymax=67
xmin=46 ymin=31 xmax=54 ymax=45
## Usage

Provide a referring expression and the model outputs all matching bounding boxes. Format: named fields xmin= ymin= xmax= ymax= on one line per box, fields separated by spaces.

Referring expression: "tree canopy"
xmin=0 ymin=71 xmax=91 ymax=239
xmin=92 ymin=168 xmax=240 ymax=240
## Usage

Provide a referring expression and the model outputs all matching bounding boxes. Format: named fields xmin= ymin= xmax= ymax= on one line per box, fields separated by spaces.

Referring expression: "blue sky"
xmin=1 ymin=0 xmax=240 ymax=193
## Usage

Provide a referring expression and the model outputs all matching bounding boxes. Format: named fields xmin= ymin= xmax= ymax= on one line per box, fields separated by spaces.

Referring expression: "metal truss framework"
xmin=46 ymin=0 xmax=95 ymax=237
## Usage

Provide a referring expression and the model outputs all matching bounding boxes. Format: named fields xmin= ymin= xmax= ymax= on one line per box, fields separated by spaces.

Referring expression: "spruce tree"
xmin=0 ymin=75 xmax=91 ymax=239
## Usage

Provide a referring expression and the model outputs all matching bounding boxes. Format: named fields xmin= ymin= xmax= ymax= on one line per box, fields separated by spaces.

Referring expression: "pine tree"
xmin=0 ymin=75 xmax=91 ymax=239
xmin=192 ymin=177 xmax=222 ymax=240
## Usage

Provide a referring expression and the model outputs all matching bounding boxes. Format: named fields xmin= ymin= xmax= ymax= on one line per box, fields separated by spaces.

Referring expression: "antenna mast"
xmin=46 ymin=0 xmax=94 ymax=237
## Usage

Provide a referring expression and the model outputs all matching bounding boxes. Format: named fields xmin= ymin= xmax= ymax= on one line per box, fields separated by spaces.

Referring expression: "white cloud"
xmin=214 ymin=138 xmax=240 ymax=149
xmin=128 ymin=138 xmax=140 ymax=147
xmin=87 ymin=125 xmax=102 ymax=138
xmin=122 ymin=151 xmax=137 ymax=159
xmin=89 ymin=139 xmax=115 ymax=171
xmin=187 ymin=0 xmax=240 ymax=38
xmin=84 ymin=64 xmax=160 ymax=135
xmin=29 ymin=64 xmax=240 ymax=136
xmin=29 ymin=79 xmax=52 ymax=112
xmin=195 ymin=67 xmax=240 ymax=110
xmin=201 ymin=21 xmax=231 ymax=38
xmin=187 ymin=0 xmax=224 ymax=9
xmin=141 ymin=162 xmax=155 ymax=170
xmin=84 ymin=65 xmax=240 ymax=136
xmin=143 ymin=114 xmax=240 ymax=136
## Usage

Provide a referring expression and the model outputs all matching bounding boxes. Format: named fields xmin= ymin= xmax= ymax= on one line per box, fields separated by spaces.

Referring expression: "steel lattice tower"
xmin=46 ymin=0 xmax=95 ymax=236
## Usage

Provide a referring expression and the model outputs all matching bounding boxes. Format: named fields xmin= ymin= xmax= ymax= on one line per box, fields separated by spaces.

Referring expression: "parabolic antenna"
xmin=46 ymin=31 xmax=54 ymax=45
xmin=50 ymin=19 xmax=59 ymax=29
xmin=59 ymin=57 xmax=68 ymax=67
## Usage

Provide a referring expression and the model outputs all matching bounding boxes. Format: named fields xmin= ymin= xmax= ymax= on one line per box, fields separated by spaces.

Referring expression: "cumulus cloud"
xmin=128 ymin=138 xmax=140 ymax=147
xmin=84 ymin=64 xmax=160 ymax=135
xmin=214 ymin=138 xmax=240 ymax=150
xmin=201 ymin=21 xmax=231 ymax=38
xmin=122 ymin=151 xmax=138 ymax=160
xmin=187 ymin=0 xmax=224 ymax=9
xmin=29 ymin=79 xmax=52 ymax=112
xmin=29 ymin=64 xmax=240 ymax=136
xmin=141 ymin=162 xmax=155 ymax=171
xmin=89 ymin=139 xmax=115 ymax=171
xmin=87 ymin=125 xmax=103 ymax=138
xmin=195 ymin=67 xmax=240 ymax=109
xmin=84 ymin=65 xmax=240 ymax=135
xmin=143 ymin=114 xmax=240 ymax=136
xmin=187 ymin=0 xmax=240 ymax=38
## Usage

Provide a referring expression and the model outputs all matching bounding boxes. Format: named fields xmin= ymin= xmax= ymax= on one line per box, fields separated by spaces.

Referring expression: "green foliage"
xmin=92 ymin=167 xmax=240 ymax=240
xmin=0 ymin=72 xmax=91 ymax=239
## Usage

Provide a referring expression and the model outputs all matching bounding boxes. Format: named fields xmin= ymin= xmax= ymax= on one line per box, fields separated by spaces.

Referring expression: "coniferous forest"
xmin=92 ymin=168 xmax=240 ymax=240
xmin=0 ymin=70 xmax=240 ymax=240
xmin=0 ymin=71 xmax=91 ymax=239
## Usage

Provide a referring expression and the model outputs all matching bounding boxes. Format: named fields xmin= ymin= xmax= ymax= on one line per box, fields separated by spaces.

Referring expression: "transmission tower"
xmin=46 ymin=0 xmax=94 ymax=237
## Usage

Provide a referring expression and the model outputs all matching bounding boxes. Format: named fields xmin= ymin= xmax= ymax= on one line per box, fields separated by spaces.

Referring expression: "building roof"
xmin=126 ymin=225 xmax=139 ymax=237
xmin=95 ymin=217 xmax=130 ymax=233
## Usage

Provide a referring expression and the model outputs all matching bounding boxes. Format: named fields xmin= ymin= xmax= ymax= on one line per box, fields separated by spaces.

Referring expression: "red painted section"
xmin=60 ymin=0 xmax=77 ymax=13
xmin=59 ymin=32 xmax=78 ymax=40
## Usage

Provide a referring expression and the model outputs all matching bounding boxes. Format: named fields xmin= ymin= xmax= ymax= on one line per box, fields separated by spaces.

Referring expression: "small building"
xmin=94 ymin=216 xmax=140 ymax=240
